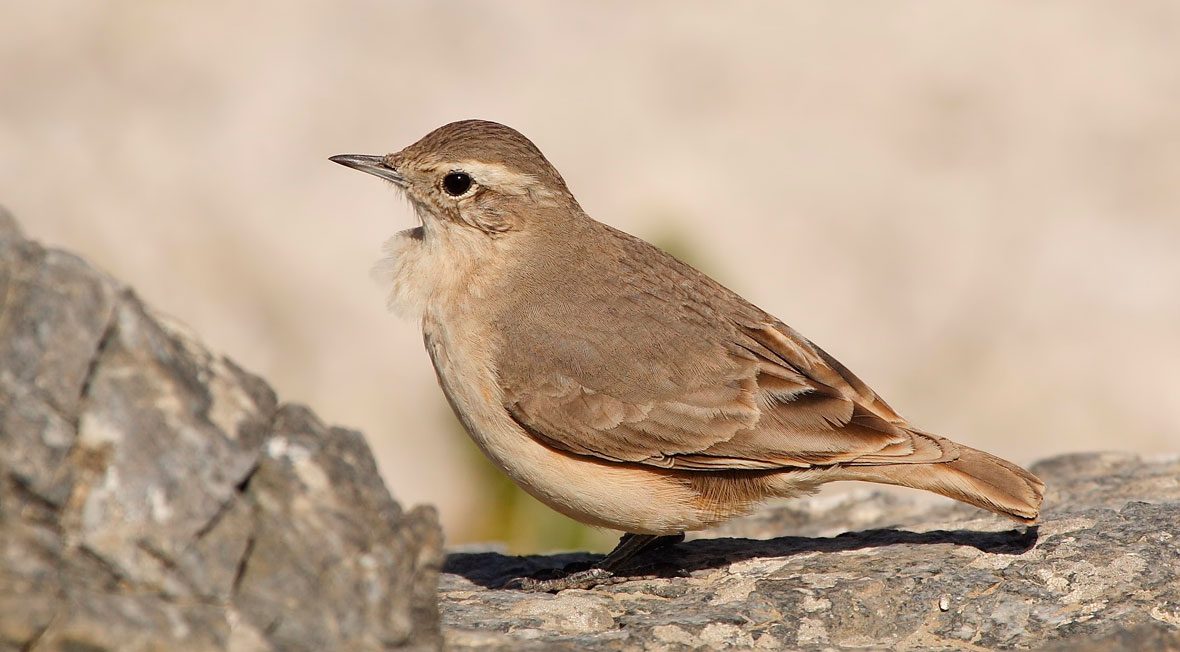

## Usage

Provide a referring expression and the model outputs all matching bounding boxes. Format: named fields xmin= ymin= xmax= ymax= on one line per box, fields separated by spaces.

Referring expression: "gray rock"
xmin=0 ymin=213 xmax=443 ymax=651
xmin=441 ymin=454 xmax=1180 ymax=650
xmin=5 ymin=206 xmax=1179 ymax=651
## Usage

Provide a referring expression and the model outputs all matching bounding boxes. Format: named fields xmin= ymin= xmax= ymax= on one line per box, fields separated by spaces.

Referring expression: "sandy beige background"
xmin=3 ymin=1 xmax=1178 ymax=549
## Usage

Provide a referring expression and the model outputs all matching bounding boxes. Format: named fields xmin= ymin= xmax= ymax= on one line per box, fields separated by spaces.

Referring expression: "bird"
xmin=330 ymin=120 xmax=1045 ymax=591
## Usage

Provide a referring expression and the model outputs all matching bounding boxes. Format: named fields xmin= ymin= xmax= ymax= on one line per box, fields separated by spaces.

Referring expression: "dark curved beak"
xmin=329 ymin=154 xmax=406 ymax=187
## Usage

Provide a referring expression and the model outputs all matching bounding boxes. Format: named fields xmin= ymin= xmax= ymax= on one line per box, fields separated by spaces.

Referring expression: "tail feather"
xmin=839 ymin=443 xmax=1045 ymax=523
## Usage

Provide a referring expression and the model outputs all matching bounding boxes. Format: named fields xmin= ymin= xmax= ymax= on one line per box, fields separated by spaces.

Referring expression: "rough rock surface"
xmin=442 ymin=454 xmax=1180 ymax=650
xmin=6 ymin=207 xmax=1180 ymax=651
xmin=0 ymin=211 xmax=443 ymax=651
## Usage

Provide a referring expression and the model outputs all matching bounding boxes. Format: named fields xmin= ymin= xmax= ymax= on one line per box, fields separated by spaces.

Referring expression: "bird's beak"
xmin=329 ymin=154 xmax=406 ymax=187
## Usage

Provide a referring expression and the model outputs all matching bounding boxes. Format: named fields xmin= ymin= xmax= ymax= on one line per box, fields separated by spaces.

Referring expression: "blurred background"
xmin=3 ymin=1 xmax=1178 ymax=553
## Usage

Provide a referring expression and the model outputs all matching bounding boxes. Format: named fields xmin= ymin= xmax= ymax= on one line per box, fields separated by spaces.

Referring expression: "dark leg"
xmin=600 ymin=532 xmax=685 ymax=570
xmin=504 ymin=532 xmax=685 ymax=592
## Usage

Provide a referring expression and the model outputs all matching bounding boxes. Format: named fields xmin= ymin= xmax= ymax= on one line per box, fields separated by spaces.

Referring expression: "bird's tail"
xmin=837 ymin=441 xmax=1045 ymax=523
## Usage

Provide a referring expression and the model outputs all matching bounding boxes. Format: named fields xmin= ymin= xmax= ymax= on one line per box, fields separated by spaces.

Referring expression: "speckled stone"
xmin=441 ymin=453 xmax=1180 ymax=650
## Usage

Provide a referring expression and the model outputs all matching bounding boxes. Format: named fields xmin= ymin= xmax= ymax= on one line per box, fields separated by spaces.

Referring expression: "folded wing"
xmin=504 ymin=319 xmax=959 ymax=472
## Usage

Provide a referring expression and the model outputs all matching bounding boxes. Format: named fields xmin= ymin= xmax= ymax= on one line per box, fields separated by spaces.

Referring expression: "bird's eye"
xmin=442 ymin=171 xmax=473 ymax=197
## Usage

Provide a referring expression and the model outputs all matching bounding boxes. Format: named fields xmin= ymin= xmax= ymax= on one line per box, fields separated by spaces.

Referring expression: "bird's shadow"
xmin=443 ymin=526 xmax=1039 ymax=590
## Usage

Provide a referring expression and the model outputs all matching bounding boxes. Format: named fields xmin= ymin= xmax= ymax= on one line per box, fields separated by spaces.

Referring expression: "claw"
xmin=499 ymin=532 xmax=686 ymax=592
xmin=503 ymin=567 xmax=622 ymax=592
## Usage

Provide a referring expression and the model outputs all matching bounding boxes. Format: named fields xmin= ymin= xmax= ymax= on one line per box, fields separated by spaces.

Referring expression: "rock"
xmin=0 ymin=213 xmax=443 ymax=651
xmin=6 ymin=206 xmax=1179 ymax=651
xmin=441 ymin=453 xmax=1180 ymax=650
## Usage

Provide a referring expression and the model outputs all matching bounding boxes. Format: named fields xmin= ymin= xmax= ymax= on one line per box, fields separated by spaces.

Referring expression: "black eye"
xmin=442 ymin=171 xmax=473 ymax=196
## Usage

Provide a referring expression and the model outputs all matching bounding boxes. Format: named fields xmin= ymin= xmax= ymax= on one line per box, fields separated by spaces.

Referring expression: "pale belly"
xmin=421 ymin=311 xmax=715 ymax=535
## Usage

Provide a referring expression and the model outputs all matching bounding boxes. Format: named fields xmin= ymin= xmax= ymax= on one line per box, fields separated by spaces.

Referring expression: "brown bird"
xmin=331 ymin=120 xmax=1044 ymax=591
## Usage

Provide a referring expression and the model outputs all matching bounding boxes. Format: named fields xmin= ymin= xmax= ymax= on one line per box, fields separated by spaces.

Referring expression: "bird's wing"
xmin=504 ymin=318 xmax=958 ymax=471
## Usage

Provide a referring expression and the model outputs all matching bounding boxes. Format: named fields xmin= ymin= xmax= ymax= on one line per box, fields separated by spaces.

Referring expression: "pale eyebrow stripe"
xmin=452 ymin=161 xmax=550 ymax=197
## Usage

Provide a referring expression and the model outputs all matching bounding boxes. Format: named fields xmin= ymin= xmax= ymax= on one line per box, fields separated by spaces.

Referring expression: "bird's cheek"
xmin=412 ymin=195 xmax=456 ymax=224
xmin=460 ymin=205 xmax=514 ymax=234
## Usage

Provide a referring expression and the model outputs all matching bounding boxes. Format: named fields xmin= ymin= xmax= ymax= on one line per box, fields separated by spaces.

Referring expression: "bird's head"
xmin=331 ymin=120 xmax=578 ymax=236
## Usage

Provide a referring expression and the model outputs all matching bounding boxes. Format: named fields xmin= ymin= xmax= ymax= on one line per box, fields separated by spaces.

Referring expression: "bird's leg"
xmin=504 ymin=532 xmax=685 ymax=592
xmin=602 ymin=532 xmax=684 ymax=568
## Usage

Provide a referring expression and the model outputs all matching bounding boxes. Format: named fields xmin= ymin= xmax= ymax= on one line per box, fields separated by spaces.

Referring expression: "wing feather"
xmin=505 ymin=318 xmax=956 ymax=471
xmin=494 ymin=216 xmax=949 ymax=472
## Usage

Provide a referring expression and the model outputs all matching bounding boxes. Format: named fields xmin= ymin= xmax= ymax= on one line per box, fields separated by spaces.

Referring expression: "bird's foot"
xmin=501 ymin=532 xmax=687 ymax=592
xmin=502 ymin=566 xmax=626 ymax=592
xmin=503 ymin=563 xmax=691 ymax=593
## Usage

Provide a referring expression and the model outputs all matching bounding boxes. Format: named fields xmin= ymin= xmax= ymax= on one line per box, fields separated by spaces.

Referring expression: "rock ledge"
xmin=441 ymin=454 xmax=1180 ymax=650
